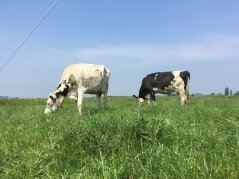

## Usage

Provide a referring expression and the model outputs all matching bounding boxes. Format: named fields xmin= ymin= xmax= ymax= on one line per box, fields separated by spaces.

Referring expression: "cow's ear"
xmin=133 ymin=95 xmax=138 ymax=99
xmin=68 ymin=74 xmax=76 ymax=85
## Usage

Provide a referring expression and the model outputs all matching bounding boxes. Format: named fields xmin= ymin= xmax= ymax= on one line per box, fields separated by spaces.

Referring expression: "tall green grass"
xmin=0 ymin=96 xmax=239 ymax=178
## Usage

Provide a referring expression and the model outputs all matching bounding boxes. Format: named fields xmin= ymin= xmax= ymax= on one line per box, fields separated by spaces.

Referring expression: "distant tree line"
xmin=191 ymin=87 xmax=239 ymax=96
xmin=0 ymin=96 xmax=20 ymax=99
xmin=0 ymin=96 xmax=9 ymax=99
xmin=224 ymin=87 xmax=239 ymax=96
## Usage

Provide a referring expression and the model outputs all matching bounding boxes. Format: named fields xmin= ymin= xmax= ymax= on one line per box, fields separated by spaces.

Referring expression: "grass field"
xmin=0 ymin=96 xmax=239 ymax=178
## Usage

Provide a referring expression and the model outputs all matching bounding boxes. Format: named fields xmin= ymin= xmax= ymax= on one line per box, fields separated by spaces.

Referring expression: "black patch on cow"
xmin=55 ymin=91 xmax=61 ymax=98
xmin=55 ymin=81 xmax=70 ymax=98
xmin=138 ymin=72 xmax=174 ymax=99
xmin=56 ymin=83 xmax=61 ymax=89
xmin=61 ymin=84 xmax=70 ymax=97
xmin=180 ymin=71 xmax=190 ymax=90
xmin=50 ymin=95 xmax=56 ymax=101
xmin=138 ymin=76 xmax=153 ymax=99
xmin=151 ymin=72 xmax=174 ymax=90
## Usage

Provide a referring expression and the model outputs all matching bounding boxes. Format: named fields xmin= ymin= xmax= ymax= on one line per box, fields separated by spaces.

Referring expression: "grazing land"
xmin=0 ymin=96 xmax=239 ymax=178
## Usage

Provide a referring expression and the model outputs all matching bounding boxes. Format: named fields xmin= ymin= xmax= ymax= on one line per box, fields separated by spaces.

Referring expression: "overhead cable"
xmin=0 ymin=0 xmax=60 ymax=73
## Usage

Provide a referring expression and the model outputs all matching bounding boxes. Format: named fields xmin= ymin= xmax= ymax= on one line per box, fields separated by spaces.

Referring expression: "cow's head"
xmin=133 ymin=95 xmax=145 ymax=106
xmin=45 ymin=74 xmax=76 ymax=114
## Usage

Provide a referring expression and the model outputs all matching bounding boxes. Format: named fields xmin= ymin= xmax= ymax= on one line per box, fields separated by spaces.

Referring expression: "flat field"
xmin=0 ymin=96 xmax=239 ymax=178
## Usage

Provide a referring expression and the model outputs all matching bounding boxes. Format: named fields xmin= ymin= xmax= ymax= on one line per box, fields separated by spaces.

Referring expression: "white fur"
xmin=45 ymin=63 xmax=110 ymax=114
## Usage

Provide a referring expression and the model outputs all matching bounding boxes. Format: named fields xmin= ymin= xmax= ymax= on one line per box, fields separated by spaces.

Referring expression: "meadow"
xmin=0 ymin=96 xmax=239 ymax=178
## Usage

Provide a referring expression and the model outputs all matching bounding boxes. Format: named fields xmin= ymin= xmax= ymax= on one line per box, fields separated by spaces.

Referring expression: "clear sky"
xmin=0 ymin=0 xmax=239 ymax=98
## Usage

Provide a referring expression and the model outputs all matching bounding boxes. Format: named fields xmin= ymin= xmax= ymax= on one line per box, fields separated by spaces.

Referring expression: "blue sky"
xmin=0 ymin=0 xmax=239 ymax=98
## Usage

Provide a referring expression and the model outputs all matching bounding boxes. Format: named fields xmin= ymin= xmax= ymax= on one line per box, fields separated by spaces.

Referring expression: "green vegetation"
xmin=0 ymin=96 xmax=239 ymax=178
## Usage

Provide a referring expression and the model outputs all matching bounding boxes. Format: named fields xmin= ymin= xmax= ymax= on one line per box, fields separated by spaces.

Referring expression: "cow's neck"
xmin=54 ymin=81 xmax=71 ymax=104
xmin=139 ymin=89 xmax=147 ymax=99
xmin=53 ymin=92 xmax=65 ymax=108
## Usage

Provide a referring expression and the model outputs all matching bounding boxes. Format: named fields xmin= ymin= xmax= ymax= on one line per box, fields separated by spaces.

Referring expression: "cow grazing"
xmin=45 ymin=63 xmax=110 ymax=114
xmin=133 ymin=71 xmax=190 ymax=105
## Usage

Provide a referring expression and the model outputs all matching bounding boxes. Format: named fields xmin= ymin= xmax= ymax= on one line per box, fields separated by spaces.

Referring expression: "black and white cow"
xmin=133 ymin=71 xmax=190 ymax=105
xmin=45 ymin=63 xmax=110 ymax=114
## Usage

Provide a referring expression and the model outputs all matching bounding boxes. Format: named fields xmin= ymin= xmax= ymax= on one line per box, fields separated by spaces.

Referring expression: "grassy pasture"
xmin=0 ymin=96 xmax=239 ymax=178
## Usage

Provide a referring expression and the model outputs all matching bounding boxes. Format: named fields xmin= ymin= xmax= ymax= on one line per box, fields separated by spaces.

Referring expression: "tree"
xmin=230 ymin=89 xmax=233 ymax=96
xmin=235 ymin=91 xmax=239 ymax=96
xmin=224 ymin=87 xmax=229 ymax=96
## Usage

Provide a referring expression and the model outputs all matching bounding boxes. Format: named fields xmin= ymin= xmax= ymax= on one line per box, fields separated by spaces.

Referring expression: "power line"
xmin=0 ymin=0 xmax=60 ymax=73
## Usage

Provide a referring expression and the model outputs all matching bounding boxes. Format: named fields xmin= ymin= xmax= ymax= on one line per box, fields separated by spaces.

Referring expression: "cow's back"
xmin=60 ymin=64 xmax=109 ymax=94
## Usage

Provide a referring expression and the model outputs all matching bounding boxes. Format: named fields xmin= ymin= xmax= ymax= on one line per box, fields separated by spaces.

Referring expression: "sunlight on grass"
xmin=0 ymin=96 xmax=239 ymax=178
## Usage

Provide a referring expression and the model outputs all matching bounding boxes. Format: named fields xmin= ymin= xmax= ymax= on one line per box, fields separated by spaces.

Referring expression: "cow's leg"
xmin=150 ymin=92 xmax=156 ymax=105
xmin=146 ymin=94 xmax=151 ymax=104
xmin=96 ymin=93 xmax=101 ymax=110
xmin=77 ymin=89 xmax=84 ymax=114
xmin=103 ymin=91 xmax=108 ymax=110
xmin=186 ymin=88 xmax=190 ymax=100
xmin=179 ymin=88 xmax=187 ymax=105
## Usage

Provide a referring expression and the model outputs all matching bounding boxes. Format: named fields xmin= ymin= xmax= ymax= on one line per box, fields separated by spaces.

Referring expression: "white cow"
xmin=45 ymin=63 xmax=110 ymax=114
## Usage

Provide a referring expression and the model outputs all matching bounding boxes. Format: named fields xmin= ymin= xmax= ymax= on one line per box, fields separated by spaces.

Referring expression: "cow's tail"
xmin=103 ymin=67 xmax=110 ymax=93
xmin=185 ymin=71 xmax=190 ymax=99
xmin=104 ymin=68 xmax=110 ymax=86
